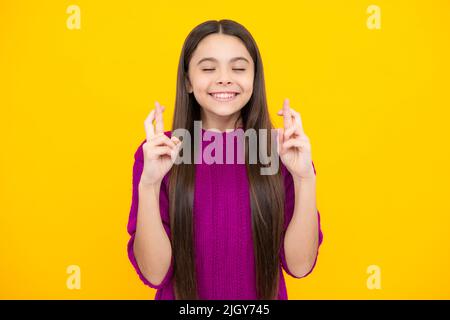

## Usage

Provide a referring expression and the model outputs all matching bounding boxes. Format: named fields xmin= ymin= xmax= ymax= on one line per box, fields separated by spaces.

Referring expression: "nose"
xmin=216 ymin=69 xmax=233 ymax=86
xmin=217 ymin=80 xmax=232 ymax=85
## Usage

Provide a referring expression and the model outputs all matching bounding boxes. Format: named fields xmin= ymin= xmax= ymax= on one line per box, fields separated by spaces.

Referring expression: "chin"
xmin=208 ymin=109 xmax=239 ymax=118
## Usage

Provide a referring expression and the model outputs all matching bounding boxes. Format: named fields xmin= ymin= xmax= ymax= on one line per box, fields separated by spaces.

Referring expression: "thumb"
xmin=171 ymin=136 xmax=182 ymax=148
xmin=170 ymin=136 xmax=182 ymax=161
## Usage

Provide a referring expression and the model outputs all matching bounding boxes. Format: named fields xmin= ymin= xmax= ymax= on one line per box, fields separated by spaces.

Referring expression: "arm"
xmin=133 ymin=181 xmax=173 ymax=287
xmin=127 ymin=139 xmax=174 ymax=289
xmin=283 ymin=176 xmax=320 ymax=278
xmin=128 ymin=103 xmax=179 ymax=289
xmin=277 ymin=98 xmax=323 ymax=278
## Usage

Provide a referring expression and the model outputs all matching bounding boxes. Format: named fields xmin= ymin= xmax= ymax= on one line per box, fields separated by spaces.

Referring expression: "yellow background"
xmin=1 ymin=0 xmax=449 ymax=299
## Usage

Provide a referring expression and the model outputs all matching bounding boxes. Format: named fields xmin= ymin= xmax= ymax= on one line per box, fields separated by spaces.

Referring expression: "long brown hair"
xmin=169 ymin=19 xmax=285 ymax=300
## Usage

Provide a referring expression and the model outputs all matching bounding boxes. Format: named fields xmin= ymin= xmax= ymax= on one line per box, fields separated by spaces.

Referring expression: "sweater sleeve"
xmin=280 ymin=160 xmax=323 ymax=279
xmin=126 ymin=136 xmax=174 ymax=289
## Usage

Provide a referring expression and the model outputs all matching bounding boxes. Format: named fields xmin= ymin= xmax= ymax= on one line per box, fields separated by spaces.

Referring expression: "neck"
xmin=200 ymin=109 xmax=243 ymax=133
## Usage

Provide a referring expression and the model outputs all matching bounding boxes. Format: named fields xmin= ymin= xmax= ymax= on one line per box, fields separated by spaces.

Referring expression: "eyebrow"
xmin=196 ymin=56 xmax=250 ymax=65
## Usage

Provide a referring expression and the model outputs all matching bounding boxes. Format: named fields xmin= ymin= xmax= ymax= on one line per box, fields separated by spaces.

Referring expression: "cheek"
xmin=191 ymin=75 xmax=212 ymax=93
xmin=241 ymin=77 xmax=254 ymax=95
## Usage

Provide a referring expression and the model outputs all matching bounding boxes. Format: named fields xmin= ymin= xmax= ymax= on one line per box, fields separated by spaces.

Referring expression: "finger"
xmin=170 ymin=141 xmax=182 ymax=162
xmin=144 ymin=109 xmax=156 ymax=141
xmin=154 ymin=101 xmax=164 ymax=135
xmin=289 ymin=108 xmax=305 ymax=136
xmin=282 ymin=138 xmax=304 ymax=150
xmin=283 ymin=123 xmax=301 ymax=141
xmin=150 ymin=133 xmax=176 ymax=149
xmin=277 ymin=128 xmax=284 ymax=154
xmin=171 ymin=136 xmax=181 ymax=146
xmin=283 ymin=98 xmax=293 ymax=129
xmin=152 ymin=146 xmax=173 ymax=157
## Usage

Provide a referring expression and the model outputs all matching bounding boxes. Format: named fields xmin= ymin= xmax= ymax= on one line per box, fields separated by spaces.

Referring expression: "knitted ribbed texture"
xmin=127 ymin=127 xmax=323 ymax=300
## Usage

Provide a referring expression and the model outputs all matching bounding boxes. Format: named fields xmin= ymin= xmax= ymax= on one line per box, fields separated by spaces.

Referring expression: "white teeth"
xmin=210 ymin=93 xmax=238 ymax=100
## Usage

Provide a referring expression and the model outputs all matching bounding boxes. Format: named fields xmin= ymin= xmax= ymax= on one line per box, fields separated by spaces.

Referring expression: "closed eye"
xmin=201 ymin=68 xmax=246 ymax=72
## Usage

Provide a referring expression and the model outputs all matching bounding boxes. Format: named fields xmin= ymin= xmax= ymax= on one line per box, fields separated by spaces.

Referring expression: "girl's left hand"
xmin=277 ymin=98 xmax=315 ymax=181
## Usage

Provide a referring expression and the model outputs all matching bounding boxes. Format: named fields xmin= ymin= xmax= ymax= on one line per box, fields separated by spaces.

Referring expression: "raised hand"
xmin=140 ymin=101 xmax=182 ymax=187
xmin=277 ymin=98 xmax=315 ymax=180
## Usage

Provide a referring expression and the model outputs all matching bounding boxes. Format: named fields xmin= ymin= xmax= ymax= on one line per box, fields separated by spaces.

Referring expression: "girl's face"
xmin=186 ymin=33 xmax=255 ymax=122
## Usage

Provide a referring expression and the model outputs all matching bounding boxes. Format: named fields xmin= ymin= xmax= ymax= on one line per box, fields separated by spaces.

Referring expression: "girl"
xmin=127 ymin=19 xmax=323 ymax=300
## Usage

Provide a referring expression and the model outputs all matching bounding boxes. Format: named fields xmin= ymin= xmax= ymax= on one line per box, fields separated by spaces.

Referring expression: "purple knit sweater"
xmin=127 ymin=127 xmax=323 ymax=300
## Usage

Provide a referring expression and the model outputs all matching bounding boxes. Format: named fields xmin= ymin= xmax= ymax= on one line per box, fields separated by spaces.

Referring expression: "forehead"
xmin=190 ymin=34 xmax=253 ymax=64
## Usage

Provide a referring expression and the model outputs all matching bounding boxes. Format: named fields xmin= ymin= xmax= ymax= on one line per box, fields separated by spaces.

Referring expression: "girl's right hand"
xmin=140 ymin=101 xmax=182 ymax=187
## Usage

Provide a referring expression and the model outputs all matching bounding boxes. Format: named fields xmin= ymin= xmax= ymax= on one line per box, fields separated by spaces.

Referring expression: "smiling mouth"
xmin=209 ymin=92 xmax=240 ymax=102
